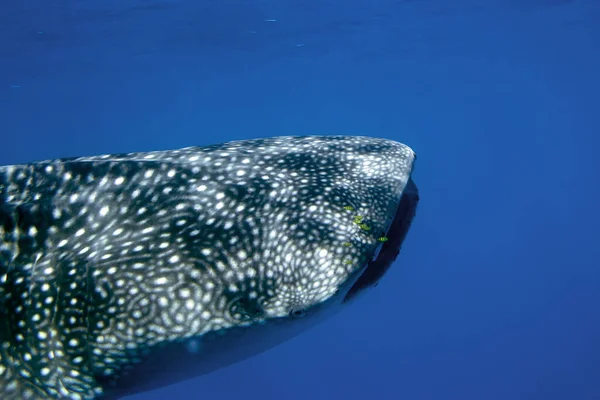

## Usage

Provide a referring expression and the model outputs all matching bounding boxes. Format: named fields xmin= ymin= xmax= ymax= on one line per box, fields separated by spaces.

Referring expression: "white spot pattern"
xmin=0 ymin=135 xmax=416 ymax=399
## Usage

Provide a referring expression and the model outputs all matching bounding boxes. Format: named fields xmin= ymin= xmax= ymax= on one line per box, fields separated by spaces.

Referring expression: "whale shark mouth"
xmin=343 ymin=177 xmax=419 ymax=303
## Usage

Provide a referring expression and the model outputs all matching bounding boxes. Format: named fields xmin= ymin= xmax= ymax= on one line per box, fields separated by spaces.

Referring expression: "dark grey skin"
xmin=0 ymin=135 xmax=419 ymax=399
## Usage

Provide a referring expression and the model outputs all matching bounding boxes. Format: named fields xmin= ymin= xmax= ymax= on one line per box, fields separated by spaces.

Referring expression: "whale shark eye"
xmin=289 ymin=308 xmax=306 ymax=318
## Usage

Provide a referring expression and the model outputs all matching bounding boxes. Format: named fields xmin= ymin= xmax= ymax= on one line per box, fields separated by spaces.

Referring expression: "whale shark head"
xmin=0 ymin=135 xmax=418 ymax=399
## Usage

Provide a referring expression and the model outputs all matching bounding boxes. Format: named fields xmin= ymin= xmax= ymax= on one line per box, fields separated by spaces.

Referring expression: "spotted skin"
xmin=0 ymin=135 xmax=418 ymax=399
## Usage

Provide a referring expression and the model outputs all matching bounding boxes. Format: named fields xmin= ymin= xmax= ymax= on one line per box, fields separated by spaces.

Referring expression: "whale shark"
xmin=0 ymin=135 xmax=419 ymax=399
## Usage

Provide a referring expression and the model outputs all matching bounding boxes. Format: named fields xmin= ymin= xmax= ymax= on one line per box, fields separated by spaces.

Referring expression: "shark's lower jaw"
xmin=344 ymin=177 xmax=419 ymax=303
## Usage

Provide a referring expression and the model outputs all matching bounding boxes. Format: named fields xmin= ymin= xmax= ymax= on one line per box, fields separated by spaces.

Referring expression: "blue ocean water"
xmin=1 ymin=0 xmax=599 ymax=399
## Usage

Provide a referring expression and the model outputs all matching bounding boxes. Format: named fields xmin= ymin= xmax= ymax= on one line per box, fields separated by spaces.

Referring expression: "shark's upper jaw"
xmin=344 ymin=177 xmax=419 ymax=303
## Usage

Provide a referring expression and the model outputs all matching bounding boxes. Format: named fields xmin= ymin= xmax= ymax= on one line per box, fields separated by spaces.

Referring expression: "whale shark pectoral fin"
xmin=0 ymin=200 xmax=104 ymax=399
xmin=0 ymin=203 xmax=43 ymax=399
xmin=0 ymin=253 xmax=104 ymax=399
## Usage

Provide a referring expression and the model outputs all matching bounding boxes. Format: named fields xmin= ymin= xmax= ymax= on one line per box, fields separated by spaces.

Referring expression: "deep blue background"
xmin=1 ymin=1 xmax=599 ymax=399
